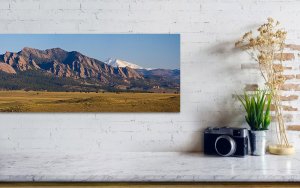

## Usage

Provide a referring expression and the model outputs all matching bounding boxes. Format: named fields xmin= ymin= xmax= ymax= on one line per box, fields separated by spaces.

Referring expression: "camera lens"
xmin=215 ymin=135 xmax=236 ymax=157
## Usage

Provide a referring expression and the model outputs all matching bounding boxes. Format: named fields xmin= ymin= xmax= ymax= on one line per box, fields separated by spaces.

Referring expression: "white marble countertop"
xmin=0 ymin=152 xmax=299 ymax=182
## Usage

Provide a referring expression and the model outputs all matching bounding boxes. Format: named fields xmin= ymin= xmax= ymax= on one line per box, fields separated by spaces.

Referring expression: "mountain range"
xmin=0 ymin=47 xmax=180 ymax=93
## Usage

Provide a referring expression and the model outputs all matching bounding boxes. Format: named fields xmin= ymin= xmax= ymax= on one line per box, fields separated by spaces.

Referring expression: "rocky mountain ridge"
xmin=0 ymin=47 xmax=142 ymax=81
xmin=0 ymin=47 xmax=180 ymax=92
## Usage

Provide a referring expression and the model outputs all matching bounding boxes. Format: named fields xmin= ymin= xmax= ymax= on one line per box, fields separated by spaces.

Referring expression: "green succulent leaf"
xmin=237 ymin=89 xmax=272 ymax=131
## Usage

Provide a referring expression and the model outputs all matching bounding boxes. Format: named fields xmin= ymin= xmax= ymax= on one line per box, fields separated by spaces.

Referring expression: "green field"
xmin=0 ymin=91 xmax=180 ymax=112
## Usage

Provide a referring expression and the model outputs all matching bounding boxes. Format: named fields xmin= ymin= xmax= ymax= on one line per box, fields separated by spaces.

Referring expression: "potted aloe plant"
xmin=237 ymin=90 xmax=271 ymax=156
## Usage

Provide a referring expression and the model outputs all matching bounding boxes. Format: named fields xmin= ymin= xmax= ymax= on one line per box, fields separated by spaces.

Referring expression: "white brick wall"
xmin=0 ymin=0 xmax=299 ymax=153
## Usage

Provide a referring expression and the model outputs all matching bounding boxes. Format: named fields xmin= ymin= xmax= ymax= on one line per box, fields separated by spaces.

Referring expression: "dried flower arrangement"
xmin=235 ymin=18 xmax=294 ymax=155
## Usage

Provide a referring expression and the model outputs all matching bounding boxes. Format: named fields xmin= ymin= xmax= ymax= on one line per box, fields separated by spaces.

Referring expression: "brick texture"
xmin=287 ymin=125 xmax=300 ymax=131
xmin=244 ymin=84 xmax=258 ymax=91
xmin=286 ymin=44 xmax=300 ymax=51
xmin=270 ymin=104 xmax=298 ymax=111
xmin=283 ymin=75 xmax=295 ymax=80
xmin=281 ymin=95 xmax=299 ymax=101
xmin=274 ymin=53 xmax=295 ymax=61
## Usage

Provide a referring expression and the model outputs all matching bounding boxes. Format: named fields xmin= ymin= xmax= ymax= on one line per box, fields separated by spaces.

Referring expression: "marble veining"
xmin=0 ymin=152 xmax=299 ymax=182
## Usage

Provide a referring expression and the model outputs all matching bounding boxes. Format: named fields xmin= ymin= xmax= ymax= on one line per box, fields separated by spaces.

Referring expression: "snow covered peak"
xmin=104 ymin=58 xmax=143 ymax=69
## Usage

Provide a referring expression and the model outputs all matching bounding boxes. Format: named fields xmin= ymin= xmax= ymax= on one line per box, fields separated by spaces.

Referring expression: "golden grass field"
xmin=0 ymin=91 xmax=180 ymax=112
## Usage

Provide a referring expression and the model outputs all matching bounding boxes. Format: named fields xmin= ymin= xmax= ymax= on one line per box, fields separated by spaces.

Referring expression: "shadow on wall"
xmin=211 ymin=41 xmax=240 ymax=55
xmin=185 ymin=21 xmax=264 ymax=152
xmin=206 ymin=40 xmax=245 ymax=127
xmin=185 ymin=40 xmax=248 ymax=152
xmin=201 ymin=41 xmax=251 ymax=153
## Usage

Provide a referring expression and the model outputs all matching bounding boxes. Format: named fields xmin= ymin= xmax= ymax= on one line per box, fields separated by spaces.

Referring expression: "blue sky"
xmin=0 ymin=34 xmax=180 ymax=69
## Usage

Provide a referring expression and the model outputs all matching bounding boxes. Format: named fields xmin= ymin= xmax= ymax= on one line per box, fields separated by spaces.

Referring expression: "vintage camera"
xmin=204 ymin=127 xmax=248 ymax=157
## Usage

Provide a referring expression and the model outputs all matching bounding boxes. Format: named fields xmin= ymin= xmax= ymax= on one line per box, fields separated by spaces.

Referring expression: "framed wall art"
xmin=0 ymin=34 xmax=180 ymax=112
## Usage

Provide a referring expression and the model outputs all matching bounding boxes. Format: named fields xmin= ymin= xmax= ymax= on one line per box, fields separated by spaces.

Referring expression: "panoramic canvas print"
xmin=0 ymin=34 xmax=180 ymax=112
